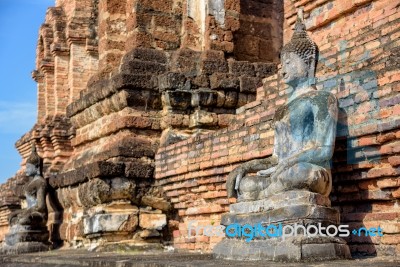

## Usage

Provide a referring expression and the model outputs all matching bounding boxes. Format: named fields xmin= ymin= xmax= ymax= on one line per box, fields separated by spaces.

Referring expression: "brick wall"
xmin=155 ymin=0 xmax=400 ymax=256
xmin=234 ymin=0 xmax=283 ymax=62
xmin=183 ymin=0 xmax=283 ymax=62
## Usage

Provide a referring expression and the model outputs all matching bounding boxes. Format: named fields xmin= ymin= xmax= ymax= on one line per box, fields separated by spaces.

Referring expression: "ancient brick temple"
xmin=0 ymin=0 xmax=399 ymax=258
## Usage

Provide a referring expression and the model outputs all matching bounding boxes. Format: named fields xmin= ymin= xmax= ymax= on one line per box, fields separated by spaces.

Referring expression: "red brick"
xmin=173 ymin=230 xmax=181 ymax=238
xmin=392 ymin=188 xmax=400 ymax=198
xmin=358 ymin=180 xmax=378 ymax=190
xmin=388 ymin=156 xmax=400 ymax=167
xmin=367 ymin=167 xmax=398 ymax=178
xmin=381 ymin=234 xmax=400 ymax=245
xmin=377 ymin=132 xmax=397 ymax=144
xmin=376 ymin=178 xmax=400 ymax=189
xmin=364 ymin=212 xmax=400 ymax=221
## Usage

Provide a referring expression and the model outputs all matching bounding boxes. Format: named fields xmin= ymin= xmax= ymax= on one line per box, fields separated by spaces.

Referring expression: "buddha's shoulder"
xmin=293 ymin=90 xmax=337 ymax=107
xmin=302 ymin=90 xmax=336 ymax=100
xmin=274 ymin=90 xmax=337 ymax=121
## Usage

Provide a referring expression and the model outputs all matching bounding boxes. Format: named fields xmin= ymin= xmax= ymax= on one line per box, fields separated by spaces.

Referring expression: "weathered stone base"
xmin=213 ymin=236 xmax=351 ymax=261
xmin=5 ymin=229 xmax=49 ymax=246
xmin=0 ymin=242 xmax=50 ymax=255
xmin=229 ymin=191 xmax=332 ymax=214
xmin=221 ymin=204 xmax=340 ymax=226
xmin=215 ymin=191 xmax=351 ymax=261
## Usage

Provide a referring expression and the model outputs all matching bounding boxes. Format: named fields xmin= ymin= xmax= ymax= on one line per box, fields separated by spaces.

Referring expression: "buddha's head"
xmin=281 ymin=11 xmax=318 ymax=87
xmin=26 ymin=144 xmax=41 ymax=176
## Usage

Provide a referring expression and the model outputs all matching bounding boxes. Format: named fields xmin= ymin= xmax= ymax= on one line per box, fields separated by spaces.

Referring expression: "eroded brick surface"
xmin=1 ymin=0 xmax=398 ymax=258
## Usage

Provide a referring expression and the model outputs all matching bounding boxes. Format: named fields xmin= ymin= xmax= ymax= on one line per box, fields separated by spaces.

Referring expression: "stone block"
xmin=122 ymin=48 xmax=167 ymax=64
xmin=197 ymin=91 xmax=219 ymax=107
xmin=239 ymin=77 xmax=262 ymax=93
xmin=5 ymin=227 xmax=49 ymax=246
xmin=201 ymin=50 xmax=225 ymax=61
xmin=125 ymin=89 xmax=162 ymax=110
xmin=125 ymin=161 xmax=154 ymax=179
xmin=83 ymin=214 xmax=137 ymax=235
xmin=191 ymin=74 xmax=210 ymax=88
xmin=77 ymin=178 xmax=136 ymax=208
xmin=139 ymin=214 xmax=167 ymax=230
xmin=224 ymin=91 xmax=238 ymax=108
xmin=158 ymin=72 xmax=186 ymax=90
xmin=229 ymin=61 xmax=255 ymax=76
xmin=221 ymin=204 xmax=340 ymax=226
xmin=254 ymin=62 xmax=277 ymax=78
xmin=229 ymin=191 xmax=331 ymax=214
xmin=111 ymin=74 xmax=158 ymax=91
xmin=141 ymin=196 xmax=172 ymax=212
xmin=51 ymin=162 xmax=125 ymax=188
xmin=86 ymin=78 xmax=110 ymax=95
xmin=189 ymin=110 xmax=218 ymax=128
xmin=214 ymin=236 xmax=350 ymax=261
xmin=164 ymin=91 xmax=192 ymax=110
xmin=0 ymin=242 xmax=49 ymax=255
xmin=170 ymin=49 xmax=201 ymax=75
xmin=210 ymin=73 xmax=239 ymax=90
xmin=200 ymin=59 xmax=228 ymax=75
xmin=120 ymin=59 xmax=167 ymax=75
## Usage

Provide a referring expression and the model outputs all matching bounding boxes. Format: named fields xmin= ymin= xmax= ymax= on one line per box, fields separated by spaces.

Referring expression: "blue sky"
xmin=0 ymin=0 xmax=54 ymax=184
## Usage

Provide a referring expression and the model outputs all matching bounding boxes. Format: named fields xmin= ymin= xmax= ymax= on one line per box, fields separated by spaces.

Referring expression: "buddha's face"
xmin=281 ymin=52 xmax=309 ymax=86
xmin=25 ymin=163 xmax=38 ymax=176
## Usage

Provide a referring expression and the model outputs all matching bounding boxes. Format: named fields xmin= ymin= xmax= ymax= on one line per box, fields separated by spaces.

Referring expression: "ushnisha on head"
xmin=25 ymin=144 xmax=41 ymax=176
xmin=281 ymin=9 xmax=318 ymax=86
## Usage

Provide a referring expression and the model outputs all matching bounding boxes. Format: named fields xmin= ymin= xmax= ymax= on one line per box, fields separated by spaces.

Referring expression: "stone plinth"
xmin=213 ymin=190 xmax=351 ymax=261
xmin=0 ymin=222 xmax=50 ymax=255
xmin=214 ymin=236 xmax=350 ymax=261
xmin=0 ymin=242 xmax=49 ymax=255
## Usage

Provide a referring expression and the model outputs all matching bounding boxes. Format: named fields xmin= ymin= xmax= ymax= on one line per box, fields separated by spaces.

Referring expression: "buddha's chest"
xmin=274 ymin=99 xmax=318 ymax=159
xmin=275 ymin=99 xmax=316 ymax=141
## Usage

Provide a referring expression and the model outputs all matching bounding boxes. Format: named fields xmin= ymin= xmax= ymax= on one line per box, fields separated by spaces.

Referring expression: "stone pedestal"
xmin=0 ymin=225 xmax=50 ymax=255
xmin=214 ymin=236 xmax=350 ymax=261
xmin=83 ymin=203 xmax=139 ymax=245
xmin=0 ymin=242 xmax=49 ymax=255
xmin=213 ymin=190 xmax=351 ymax=261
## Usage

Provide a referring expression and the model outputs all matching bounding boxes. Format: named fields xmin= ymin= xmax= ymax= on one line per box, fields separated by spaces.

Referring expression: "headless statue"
xmin=226 ymin=12 xmax=338 ymax=202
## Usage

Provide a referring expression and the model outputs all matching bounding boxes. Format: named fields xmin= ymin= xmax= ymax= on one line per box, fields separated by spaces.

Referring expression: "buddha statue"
xmin=1 ymin=144 xmax=49 ymax=254
xmin=8 ymin=144 xmax=48 ymax=228
xmin=226 ymin=11 xmax=338 ymax=203
xmin=214 ymin=11 xmax=350 ymax=262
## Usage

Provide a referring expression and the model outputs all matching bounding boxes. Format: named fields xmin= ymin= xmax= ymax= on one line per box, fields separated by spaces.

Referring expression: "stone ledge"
xmin=221 ymin=204 xmax=340 ymax=226
xmin=213 ymin=236 xmax=350 ymax=261
xmin=50 ymin=162 xmax=125 ymax=188
xmin=66 ymin=74 xmax=159 ymax=118
xmin=1 ymin=250 xmax=399 ymax=266
xmin=230 ymin=191 xmax=331 ymax=214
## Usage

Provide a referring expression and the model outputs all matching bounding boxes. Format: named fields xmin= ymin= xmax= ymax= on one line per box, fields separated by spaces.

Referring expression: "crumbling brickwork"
xmin=155 ymin=0 xmax=400 ymax=257
xmin=2 ymin=0 xmax=281 ymax=248
xmin=1 ymin=0 xmax=398 ymax=258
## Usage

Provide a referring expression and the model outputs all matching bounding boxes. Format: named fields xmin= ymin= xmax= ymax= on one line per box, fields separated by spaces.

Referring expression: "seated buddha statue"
xmin=8 ymin=144 xmax=47 ymax=229
xmin=226 ymin=13 xmax=338 ymax=202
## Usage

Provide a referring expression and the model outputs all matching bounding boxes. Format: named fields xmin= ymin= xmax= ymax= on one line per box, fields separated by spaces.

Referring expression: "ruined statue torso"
xmin=227 ymin=85 xmax=338 ymax=202
xmin=225 ymin=14 xmax=339 ymax=203
xmin=274 ymin=89 xmax=337 ymax=169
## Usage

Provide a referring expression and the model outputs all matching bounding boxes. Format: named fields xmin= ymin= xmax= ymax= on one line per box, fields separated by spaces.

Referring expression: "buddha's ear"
xmin=308 ymin=56 xmax=316 ymax=79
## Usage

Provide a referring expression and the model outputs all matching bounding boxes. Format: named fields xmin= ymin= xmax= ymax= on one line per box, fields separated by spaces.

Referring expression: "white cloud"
xmin=0 ymin=101 xmax=36 ymax=134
